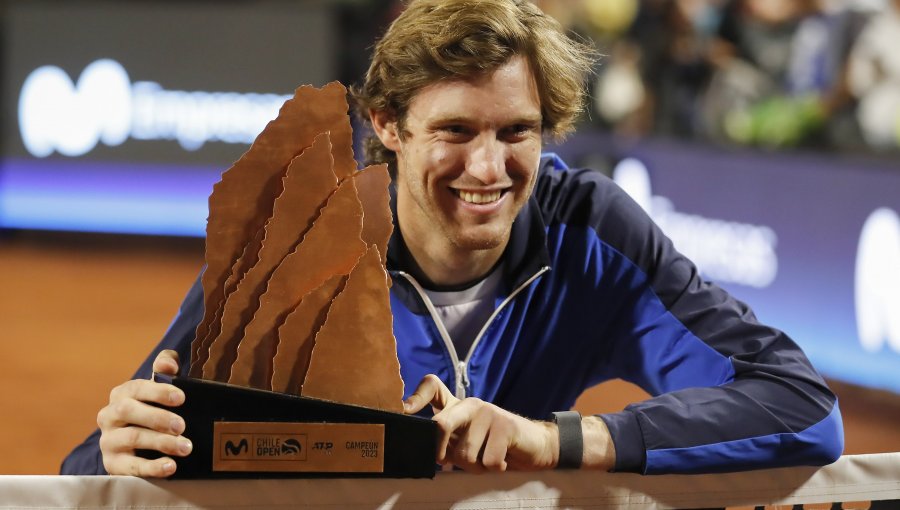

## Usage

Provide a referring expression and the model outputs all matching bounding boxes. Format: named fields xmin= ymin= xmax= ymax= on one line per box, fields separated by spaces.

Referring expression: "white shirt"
xmin=423 ymin=265 xmax=504 ymax=360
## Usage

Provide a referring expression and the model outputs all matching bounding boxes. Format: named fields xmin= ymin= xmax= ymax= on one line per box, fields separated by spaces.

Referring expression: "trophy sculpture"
xmin=155 ymin=82 xmax=436 ymax=479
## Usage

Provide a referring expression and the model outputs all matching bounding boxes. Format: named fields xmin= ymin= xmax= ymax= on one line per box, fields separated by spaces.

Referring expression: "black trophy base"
xmin=146 ymin=375 xmax=437 ymax=479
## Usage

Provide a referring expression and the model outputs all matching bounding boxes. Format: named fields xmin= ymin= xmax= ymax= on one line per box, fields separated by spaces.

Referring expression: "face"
xmin=377 ymin=56 xmax=543 ymax=257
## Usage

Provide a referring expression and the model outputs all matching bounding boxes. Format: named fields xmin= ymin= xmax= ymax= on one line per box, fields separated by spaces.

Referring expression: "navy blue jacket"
xmin=62 ymin=155 xmax=843 ymax=475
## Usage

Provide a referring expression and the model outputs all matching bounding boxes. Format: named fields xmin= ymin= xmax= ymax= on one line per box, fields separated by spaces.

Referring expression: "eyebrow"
xmin=427 ymin=115 xmax=543 ymax=127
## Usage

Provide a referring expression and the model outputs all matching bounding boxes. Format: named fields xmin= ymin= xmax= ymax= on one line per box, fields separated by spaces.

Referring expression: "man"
xmin=62 ymin=0 xmax=843 ymax=477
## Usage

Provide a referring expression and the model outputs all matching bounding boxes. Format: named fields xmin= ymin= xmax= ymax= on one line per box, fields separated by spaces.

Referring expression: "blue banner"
xmin=555 ymin=135 xmax=900 ymax=394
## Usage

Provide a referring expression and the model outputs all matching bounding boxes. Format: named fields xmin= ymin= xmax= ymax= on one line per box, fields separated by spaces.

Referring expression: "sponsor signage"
xmin=18 ymin=59 xmax=290 ymax=158
xmin=213 ymin=422 xmax=385 ymax=473
xmin=0 ymin=0 xmax=336 ymax=236
xmin=554 ymin=135 xmax=900 ymax=394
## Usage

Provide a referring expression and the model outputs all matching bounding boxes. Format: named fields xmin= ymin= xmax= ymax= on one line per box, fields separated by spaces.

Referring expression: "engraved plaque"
xmin=213 ymin=421 xmax=384 ymax=473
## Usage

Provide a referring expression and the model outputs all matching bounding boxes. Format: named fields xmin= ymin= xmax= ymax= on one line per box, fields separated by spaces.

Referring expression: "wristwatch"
xmin=551 ymin=410 xmax=583 ymax=469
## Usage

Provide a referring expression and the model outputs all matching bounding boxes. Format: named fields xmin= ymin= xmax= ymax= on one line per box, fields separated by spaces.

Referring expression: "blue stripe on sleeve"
xmin=596 ymin=238 xmax=736 ymax=395
xmin=644 ymin=403 xmax=844 ymax=474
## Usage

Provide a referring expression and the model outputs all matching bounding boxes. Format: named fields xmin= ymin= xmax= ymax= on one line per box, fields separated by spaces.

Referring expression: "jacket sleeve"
xmin=540 ymin=166 xmax=844 ymax=474
xmin=59 ymin=272 xmax=205 ymax=475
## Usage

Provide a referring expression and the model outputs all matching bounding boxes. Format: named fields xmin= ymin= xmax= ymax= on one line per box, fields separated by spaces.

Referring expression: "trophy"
xmin=154 ymin=82 xmax=436 ymax=479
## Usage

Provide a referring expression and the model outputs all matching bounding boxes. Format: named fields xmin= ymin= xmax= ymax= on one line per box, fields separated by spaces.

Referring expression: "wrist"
xmin=582 ymin=416 xmax=616 ymax=471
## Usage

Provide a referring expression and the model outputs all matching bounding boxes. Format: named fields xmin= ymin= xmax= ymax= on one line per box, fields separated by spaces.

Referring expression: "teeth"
xmin=458 ymin=190 xmax=501 ymax=204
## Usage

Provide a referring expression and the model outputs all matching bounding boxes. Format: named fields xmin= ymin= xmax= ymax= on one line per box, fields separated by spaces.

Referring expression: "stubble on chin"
xmin=444 ymin=222 xmax=509 ymax=252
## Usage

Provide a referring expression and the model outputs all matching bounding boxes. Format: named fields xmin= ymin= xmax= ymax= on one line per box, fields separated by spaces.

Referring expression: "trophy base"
xmin=146 ymin=375 xmax=437 ymax=479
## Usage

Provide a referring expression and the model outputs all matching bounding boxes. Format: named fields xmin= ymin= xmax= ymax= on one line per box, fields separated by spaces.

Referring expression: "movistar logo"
xmin=224 ymin=438 xmax=249 ymax=457
xmin=855 ymin=207 xmax=900 ymax=353
xmin=17 ymin=58 xmax=290 ymax=157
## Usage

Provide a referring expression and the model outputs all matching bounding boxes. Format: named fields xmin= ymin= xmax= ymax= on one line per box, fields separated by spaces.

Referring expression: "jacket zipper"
xmin=398 ymin=266 xmax=550 ymax=399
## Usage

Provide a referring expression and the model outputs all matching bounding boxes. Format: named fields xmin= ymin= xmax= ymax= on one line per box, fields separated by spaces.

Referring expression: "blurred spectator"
xmin=847 ymin=0 xmax=900 ymax=151
xmin=703 ymin=0 xmax=836 ymax=148
xmin=635 ymin=0 xmax=725 ymax=138
xmin=537 ymin=0 xmax=648 ymax=135
xmin=581 ymin=0 xmax=648 ymax=135
xmin=338 ymin=0 xmax=896 ymax=159
xmin=557 ymin=0 xmax=879 ymax=153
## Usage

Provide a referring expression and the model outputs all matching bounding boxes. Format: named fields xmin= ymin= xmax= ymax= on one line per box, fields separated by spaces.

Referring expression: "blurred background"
xmin=1 ymin=0 xmax=898 ymax=474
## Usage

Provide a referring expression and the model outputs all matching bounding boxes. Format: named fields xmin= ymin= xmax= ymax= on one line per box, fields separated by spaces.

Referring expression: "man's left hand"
xmin=403 ymin=374 xmax=559 ymax=472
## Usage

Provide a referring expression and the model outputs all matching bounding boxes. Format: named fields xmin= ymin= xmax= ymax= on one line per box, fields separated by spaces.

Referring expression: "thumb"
xmin=403 ymin=374 xmax=457 ymax=414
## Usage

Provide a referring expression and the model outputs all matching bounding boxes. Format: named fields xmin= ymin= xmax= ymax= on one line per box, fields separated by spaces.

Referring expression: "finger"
xmin=434 ymin=410 xmax=459 ymax=464
xmin=98 ymin=398 xmax=185 ymax=435
xmin=455 ymin=405 xmax=492 ymax=468
xmin=403 ymin=374 xmax=457 ymax=414
xmin=152 ymin=350 xmax=181 ymax=376
xmin=100 ymin=424 xmax=190 ymax=477
xmin=101 ymin=426 xmax=193 ymax=459
xmin=109 ymin=379 xmax=185 ymax=409
xmin=432 ymin=397 xmax=483 ymax=464
xmin=104 ymin=453 xmax=178 ymax=478
xmin=482 ymin=425 xmax=510 ymax=472
xmin=450 ymin=438 xmax=486 ymax=474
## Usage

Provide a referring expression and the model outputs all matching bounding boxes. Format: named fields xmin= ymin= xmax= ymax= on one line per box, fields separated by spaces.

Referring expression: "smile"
xmin=452 ymin=189 xmax=504 ymax=204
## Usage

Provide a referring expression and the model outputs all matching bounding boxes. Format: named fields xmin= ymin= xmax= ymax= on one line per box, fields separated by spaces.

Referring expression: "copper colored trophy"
xmin=151 ymin=82 xmax=435 ymax=479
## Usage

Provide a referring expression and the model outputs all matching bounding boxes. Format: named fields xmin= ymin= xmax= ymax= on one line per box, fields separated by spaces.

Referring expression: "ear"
xmin=369 ymin=109 xmax=402 ymax=153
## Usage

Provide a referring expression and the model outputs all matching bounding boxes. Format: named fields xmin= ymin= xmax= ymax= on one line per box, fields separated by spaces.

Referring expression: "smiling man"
xmin=372 ymin=55 xmax=543 ymax=287
xmin=62 ymin=0 xmax=843 ymax=477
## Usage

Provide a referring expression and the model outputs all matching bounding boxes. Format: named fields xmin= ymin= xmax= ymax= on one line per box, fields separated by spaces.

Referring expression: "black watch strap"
xmin=551 ymin=410 xmax=583 ymax=469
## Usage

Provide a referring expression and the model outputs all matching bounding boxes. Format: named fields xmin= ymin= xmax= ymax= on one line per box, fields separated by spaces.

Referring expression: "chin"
xmin=448 ymin=228 xmax=508 ymax=251
xmin=453 ymin=238 xmax=503 ymax=251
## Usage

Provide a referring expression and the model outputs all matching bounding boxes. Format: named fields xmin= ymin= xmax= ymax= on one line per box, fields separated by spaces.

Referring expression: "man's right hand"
xmin=96 ymin=349 xmax=192 ymax=477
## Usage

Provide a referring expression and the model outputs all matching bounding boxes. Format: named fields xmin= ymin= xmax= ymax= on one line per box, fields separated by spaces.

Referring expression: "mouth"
xmin=451 ymin=188 xmax=505 ymax=205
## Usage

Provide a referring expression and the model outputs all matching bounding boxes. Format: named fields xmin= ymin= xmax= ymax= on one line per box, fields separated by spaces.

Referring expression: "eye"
xmin=442 ymin=125 xmax=468 ymax=135
xmin=502 ymin=123 xmax=538 ymax=140
xmin=436 ymin=124 xmax=473 ymax=141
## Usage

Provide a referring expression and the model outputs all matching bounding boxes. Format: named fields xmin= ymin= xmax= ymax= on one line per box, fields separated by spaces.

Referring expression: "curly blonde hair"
xmin=351 ymin=0 xmax=596 ymax=172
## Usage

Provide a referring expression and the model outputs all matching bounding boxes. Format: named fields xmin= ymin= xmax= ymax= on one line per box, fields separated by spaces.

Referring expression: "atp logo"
xmin=224 ymin=438 xmax=249 ymax=457
xmin=855 ymin=207 xmax=900 ymax=353
xmin=17 ymin=58 xmax=288 ymax=157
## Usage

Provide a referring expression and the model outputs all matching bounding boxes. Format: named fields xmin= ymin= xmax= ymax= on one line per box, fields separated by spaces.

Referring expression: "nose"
xmin=465 ymin=134 xmax=506 ymax=184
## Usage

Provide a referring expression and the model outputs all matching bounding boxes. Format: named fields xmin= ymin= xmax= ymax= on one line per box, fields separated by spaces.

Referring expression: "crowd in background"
xmin=339 ymin=0 xmax=900 ymax=157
